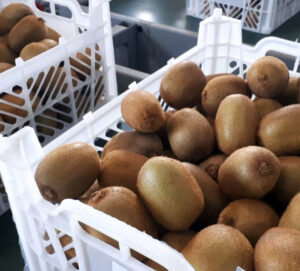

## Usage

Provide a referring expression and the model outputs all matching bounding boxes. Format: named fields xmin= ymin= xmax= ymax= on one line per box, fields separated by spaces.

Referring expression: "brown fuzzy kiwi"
xmin=218 ymin=146 xmax=281 ymax=199
xmin=160 ymin=61 xmax=206 ymax=109
xmin=271 ymin=157 xmax=300 ymax=204
xmin=46 ymin=27 xmax=61 ymax=42
xmin=258 ymin=104 xmax=300 ymax=156
xmin=99 ymin=150 xmax=148 ymax=193
xmin=20 ymin=42 xmax=49 ymax=61
xmin=218 ymin=199 xmax=278 ymax=246
xmin=0 ymin=62 xmax=13 ymax=73
xmin=277 ymin=77 xmax=300 ymax=105
xmin=39 ymin=39 xmax=58 ymax=49
xmin=205 ymin=73 xmax=231 ymax=82
xmin=183 ymin=162 xmax=228 ymax=226
xmin=101 ymin=131 xmax=163 ymax=158
xmin=246 ymin=56 xmax=289 ymax=98
xmin=215 ymin=94 xmax=258 ymax=155
xmin=121 ymin=90 xmax=165 ymax=133
xmin=201 ymin=75 xmax=250 ymax=117
xmin=254 ymin=98 xmax=282 ymax=120
xmin=0 ymin=34 xmax=9 ymax=45
xmin=199 ymin=154 xmax=227 ymax=182
xmin=0 ymin=42 xmax=16 ymax=64
xmin=0 ymin=3 xmax=34 ymax=35
xmin=167 ymin=108 xmax=215 ymax=163
xmin=9 ymin=15 xmax=48 ymax=53
xmin=35 ymin=142 xmax=101 ymax=203
xmin=162 ymin=231 xmax=196 ymax=251
xmin=254 ymin=227 xmax=300 ymax=271
xmin=82 ymin=187 xmax=158 ymax=261
xmin=137 ymin=156 xmax=205 ymax=231
xmin=182 ymin=224 xmax=254 ymax=271
xmin=279 ymin=192 xmax=300 ymax=231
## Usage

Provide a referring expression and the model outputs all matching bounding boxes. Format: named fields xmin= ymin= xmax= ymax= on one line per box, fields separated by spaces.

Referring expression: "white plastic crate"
xmin=186 ymin=0 xmax=300 ymax=34
xmin=0 ymin=0 xmax=117 ymax=215
xmin=0 ymin=9 xmax=300 ymax=271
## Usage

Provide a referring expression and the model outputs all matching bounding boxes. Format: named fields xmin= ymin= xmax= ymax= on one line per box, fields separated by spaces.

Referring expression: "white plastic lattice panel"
xmin=0 ymin=0 xmax=116 ymax=214
xmin=0 ymin=9 xmax=300 ymax=271
xmin=186 ymin=0 xmax=300 ymax=34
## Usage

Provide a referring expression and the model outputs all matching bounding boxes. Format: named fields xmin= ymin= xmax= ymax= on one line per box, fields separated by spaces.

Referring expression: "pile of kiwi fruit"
xmin=35 ymin=55 xmax=300 ymax=270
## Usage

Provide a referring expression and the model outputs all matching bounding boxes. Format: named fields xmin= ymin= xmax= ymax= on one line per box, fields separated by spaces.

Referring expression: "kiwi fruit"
xmin=20 ymin=42 xmax=49 ymax=61
xmin=205 ymin=116 xmax=214 ymax=127
xmin=0 ymin=3 xmax=34 ymax=35
xmin=254 ymin=98 xmax=282 ymax=120
xmin=100 ymin=150 xmax=148 ymax=193
xmin=218 ymin=199 xmax=278 ymax=246
xmin=182 ymin=224 xmax=254 ymax=271
xmin=277 ymin=77 xmax=300 ymax=105
xmin=156 ymin=110 xmax=175 ymax=149
xmin=82 ymin=187 xmax=158 ymax=261
xmin=247 ymin=56 xmax=289 ymax=98
xmin=0 ymin=62 xmax=13 ymax=73
xmin=215 ymin=94 xmax=258 ymax=155
xmin=254 ymin=227 xmax=300 ymax=271
xmin=205 ymin=73 xmax=231 ymax=82
xmin=145 ymin=260 xmax=167 ymax=271
xmin=162 ymin=231 xmax=196 ymax=251
xmin=271 ymin=157 xmax=300 ymax=204
xmin=46 ymin=27 xmax=61 ymax=42
xmin=79 ymin=180 xmax=100 ymax=200
xmin=0 ymin=34 xmax=9 ymax=45
xmin=35 ymin=142 xmax=101 ymax=203
xmin=167 ymin=108 xmax=214 ymax=163
xmin=9 ymin=15 xmax=48 ymax=53
xmin=183 ymin=163 xmax=228 ymax=226
xmin=159 ymin=61 xmax=206 ymax=109
xmin=121 ymin=90 xmax=165 ymax=133
xmin=198 ymin=154 xmax=227 ymax=181
xmin=101 ymin=131 xmax=163 ymax=158
xmin=39 ymin=39 xmax=58 ymax=49
xmin=279 ymin=192 xmax=300 ymax=231
xmin=258 ymin=104 xmax=300 ymax=155
xmin=0 ymin=42 xmax=16 ymax=64
xmin=137 ymin=156 xmax=204 ymax=231
xmin=201 ymin=75 xmax=250 ymax=117
xmin=218 ymin=146 xmax=281 ymax=199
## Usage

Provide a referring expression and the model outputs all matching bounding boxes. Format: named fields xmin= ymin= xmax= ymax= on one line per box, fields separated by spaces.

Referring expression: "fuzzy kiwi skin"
xmin=0 ymin=42 xmax=16 ymax=64
xmin=46 ymin=27 xmax=61 ymax=42
xmin=201 ymin=75 xmax=250 ymax=117
xmin=99 ymin=150 xmax=148 ymax=193
xmin=121 ymin=90 xmax=165 ymax=133
xmin=167 ymin=108 xmax=215 ymax=163
xmin=205 ymin=73 xmax=231 ymax=82
xmin=162 ymin=231 xmax=196 ymax=252
xmin=9 ymin=15 xmax=48 ymax=53
xmin=247 ymin=56 xmax=289 ymax=98
xmin=199 ymin=154 xmax=227 ymax=182
xmin=254 ymin=227 xmax=300 ymax=271
xmin=137 ymin=156 xmax=205 ymax=231
xmin=156 ymin=110 xmax=175 ymax=149
xmin=39 ymin=39 xmax=58 ymax=49
xmin=101 ymin=131 xmax=163 ymax=158
xmin=254 ymin=98 xmax=282 ymax=120
xmin=183 ymin=163 xmax=228 ymax=227
xmin=258 ymin=104 xmax=300 ymax=156
xmin=35 ymin=142 xmax=101 ymax=203
xmin=83 ymin=187 xmax=158 ymax=261
xmin=160 ymin=61 xmax=206 ymax=109
xmin=279 ymin=192 xmax=300 ymax=231
xmin=218 ymin=146 xmax=281 ymax=200
xmin=215 ymin=94 xmax=258 ymax=155
xmin=0 ymin=3 xmax=34 ymax=35
xmin=182 ymin=224 xmax=254 ymax=271
xmin=271 ymin=157 xmax=300 ymax=204
xmin=218 ymin=199 xmax=278 ymax=246
xmin=0 ymin=62 xmax=13 ymax=73
xmin=79 ymin=180 xmax=100 ymax=200
xmin=20 ymin=42 xmax=49 ymax=61
xmin=277 ymin=77 xmax=300 ymax=105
